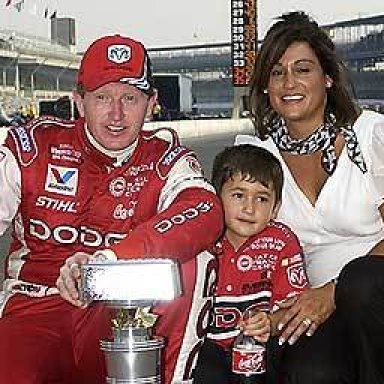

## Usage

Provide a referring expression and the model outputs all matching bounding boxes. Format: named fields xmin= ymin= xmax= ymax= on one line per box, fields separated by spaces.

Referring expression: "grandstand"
xmin=0 ymin=13 xmax=383 ymax=117
xmin=0 ymin=28 xmax=79 ymax=115
xmin=0 ymin=29 xmax=77 ymax=60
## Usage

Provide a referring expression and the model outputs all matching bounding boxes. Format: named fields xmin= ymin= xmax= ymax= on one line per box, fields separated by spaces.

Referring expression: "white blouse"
xmin=236 ymin=110 xmax=384 ymax=287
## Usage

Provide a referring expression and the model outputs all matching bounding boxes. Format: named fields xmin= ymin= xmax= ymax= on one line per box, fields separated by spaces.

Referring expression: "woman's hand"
xmin=238 ymin=310 xmax=271 ymax=343
xmin=56 ymin=252 xmax=91 ymax=307
xmin=276 ymin=282 xmax=336 ymax=345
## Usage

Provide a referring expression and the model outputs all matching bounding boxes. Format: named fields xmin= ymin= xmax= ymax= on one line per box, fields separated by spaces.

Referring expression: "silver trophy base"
xmin=101 ymin=336 xmax=164 ymax=383
xmin=106 ymin=376 xmax=160 ymax=383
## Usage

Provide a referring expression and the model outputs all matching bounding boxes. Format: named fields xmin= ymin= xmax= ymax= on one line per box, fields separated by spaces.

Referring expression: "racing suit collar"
xmin=84 ymin=123 xmax=138 ymax=167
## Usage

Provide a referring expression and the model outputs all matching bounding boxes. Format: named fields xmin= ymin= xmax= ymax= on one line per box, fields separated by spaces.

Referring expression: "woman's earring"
xmin=325 ymin=81 xmax=332 ymax=88
xmin=263 ymin=89 xmax=268 ymax=94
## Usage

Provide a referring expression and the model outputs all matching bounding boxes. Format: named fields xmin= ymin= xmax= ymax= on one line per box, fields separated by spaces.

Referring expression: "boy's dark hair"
xmin=211 ymin=144 xmax=283 ymax=204
xmin=250 ymin=11 xmax=359 ymax=138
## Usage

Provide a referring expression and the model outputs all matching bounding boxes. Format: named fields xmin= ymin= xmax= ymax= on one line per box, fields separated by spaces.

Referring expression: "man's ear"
xmin=72 ymin=90 xmax=85 ymax=117
xmin=146 ymin=89 xmax=158 ymax=118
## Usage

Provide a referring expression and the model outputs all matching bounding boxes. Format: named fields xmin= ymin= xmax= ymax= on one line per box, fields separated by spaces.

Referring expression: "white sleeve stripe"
xmin=214 ymin=291 xmax=272 ymax=303
xmin=158 ymin=178 xmax=214 ymax=212
xmin=158 ymin=154 xmax=215 ymax=212
xmin=0 ymin=128 xmax=9 ymax=145
xmin=208 ymin=330 xmax=239 ymax=340
xmin=0 ymin=146 xmax=21 ymax=236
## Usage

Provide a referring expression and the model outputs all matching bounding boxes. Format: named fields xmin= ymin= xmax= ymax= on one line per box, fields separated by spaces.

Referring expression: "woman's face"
xmin=267 ymin=41 xmax=332 ymax=138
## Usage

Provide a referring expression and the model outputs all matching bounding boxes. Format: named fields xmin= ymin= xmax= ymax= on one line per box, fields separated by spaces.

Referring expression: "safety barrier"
xmin=144 ymin=118 xmax=254 ymax=139
xmin=1 ymin=118 xmax=254 ymax=145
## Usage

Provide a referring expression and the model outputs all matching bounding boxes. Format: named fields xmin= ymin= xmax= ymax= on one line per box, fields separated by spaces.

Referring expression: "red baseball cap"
xmin=77 ymin=34 xmax=154 ymax=94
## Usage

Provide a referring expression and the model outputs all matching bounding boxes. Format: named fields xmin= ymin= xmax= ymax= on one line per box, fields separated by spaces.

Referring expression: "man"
xmin=0 ymin=34 xmax=223 ymax=383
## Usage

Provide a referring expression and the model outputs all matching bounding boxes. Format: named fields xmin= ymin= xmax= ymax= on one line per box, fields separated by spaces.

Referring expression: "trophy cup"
xmin=80 ymin=258 xmax=182 ymax=384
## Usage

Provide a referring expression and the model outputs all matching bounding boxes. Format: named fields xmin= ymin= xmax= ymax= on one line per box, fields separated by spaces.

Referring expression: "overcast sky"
xmin=1 ymin=0 xmax=383 ymax=50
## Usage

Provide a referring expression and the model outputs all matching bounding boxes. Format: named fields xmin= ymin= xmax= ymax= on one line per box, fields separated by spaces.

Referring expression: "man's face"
xmin=74 ymin=82 xmax=156 ymax=151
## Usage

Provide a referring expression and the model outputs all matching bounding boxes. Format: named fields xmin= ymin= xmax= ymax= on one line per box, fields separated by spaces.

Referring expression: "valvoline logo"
xmin=44 ymin=164 xmax=79 ymax=196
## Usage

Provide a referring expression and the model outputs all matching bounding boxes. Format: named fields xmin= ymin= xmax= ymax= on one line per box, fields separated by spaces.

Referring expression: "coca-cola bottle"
xmin=232 ymin=309 xmax=266 ymax=384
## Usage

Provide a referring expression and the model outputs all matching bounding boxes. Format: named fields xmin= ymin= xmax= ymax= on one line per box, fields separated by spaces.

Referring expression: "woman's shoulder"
xmin=234 ymin=133 xmax=278 ymax=153
xmin=353 ymin=110 xmax=384 ymax=173
xmin=235 ymin=133 xmax=264 ymax=145
xmin=354 ymin=110 xmax=384 ymax=133
xmin=353 ymin=110 xmax=384 ymax=148
xmin=234 ymin=134 xmax=285 ymax=168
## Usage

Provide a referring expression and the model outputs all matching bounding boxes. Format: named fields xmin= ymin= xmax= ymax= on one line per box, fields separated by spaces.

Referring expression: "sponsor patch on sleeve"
xmin=14 ymin=126 xmax=32 ymax=153
xmin=286 ymin=263 xmax=307 ymax=289
xmin=185 ymin=155 xmax=203 ymax=174
xmin=158 ymin=146 xmax=192 ymax=178
xmin=9 ymin=125 xmax=37 ymax=166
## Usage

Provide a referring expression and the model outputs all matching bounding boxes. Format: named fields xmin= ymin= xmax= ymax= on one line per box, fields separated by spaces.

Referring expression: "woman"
xmin=236 ymin=11 xmax=384 ymax=384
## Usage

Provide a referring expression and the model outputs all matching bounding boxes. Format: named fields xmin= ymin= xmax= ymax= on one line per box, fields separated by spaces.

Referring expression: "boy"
xmin=193 ymin=144 xmax=308 ymax=383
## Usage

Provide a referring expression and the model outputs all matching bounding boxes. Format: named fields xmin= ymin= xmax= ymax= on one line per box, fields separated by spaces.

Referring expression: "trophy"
xmin=80 ymin=258 xmax=182 ymax=384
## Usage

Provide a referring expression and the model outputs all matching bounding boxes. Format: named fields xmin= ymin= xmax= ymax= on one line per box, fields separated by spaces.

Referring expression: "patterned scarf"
xmin=267 ymin=115 xmax=367 ymax=175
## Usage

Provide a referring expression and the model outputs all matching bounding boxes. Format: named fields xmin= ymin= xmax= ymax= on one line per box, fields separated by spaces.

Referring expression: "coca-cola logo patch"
xmin=232 ymin=346 xmax=266 ymax=375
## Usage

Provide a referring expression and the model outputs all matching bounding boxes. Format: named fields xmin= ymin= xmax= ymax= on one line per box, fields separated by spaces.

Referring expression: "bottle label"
xmin=232 ymin=344 xmax=266 ymax=375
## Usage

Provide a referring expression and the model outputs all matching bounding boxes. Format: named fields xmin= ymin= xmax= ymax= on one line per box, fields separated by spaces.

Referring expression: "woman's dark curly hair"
xmin=250 ymin=11 xmax=359 ymax=138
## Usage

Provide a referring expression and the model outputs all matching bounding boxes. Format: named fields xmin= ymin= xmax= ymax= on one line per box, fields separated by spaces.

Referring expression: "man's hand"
xmin=276 ymin=283 xmax=336 ymax=345
xmin=56 ymin=252 xmax=91 ymax=307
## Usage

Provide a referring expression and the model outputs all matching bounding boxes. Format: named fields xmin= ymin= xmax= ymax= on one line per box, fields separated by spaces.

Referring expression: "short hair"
xmin=75 ymin=83 xmax=86 ymax=97
xmin=250 ymin=11 xmax=359 ymax=138
xmin=211 ymin=144 xmax=283 ymax=204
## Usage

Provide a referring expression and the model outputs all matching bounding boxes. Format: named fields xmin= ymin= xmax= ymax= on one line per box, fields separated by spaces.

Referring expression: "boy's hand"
xmin=238 ymin=311 xmax=271 ymax=343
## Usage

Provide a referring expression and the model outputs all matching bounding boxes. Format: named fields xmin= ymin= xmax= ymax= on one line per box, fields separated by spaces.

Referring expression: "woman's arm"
xmin=276 ymin=191 xmax=384 ymax=344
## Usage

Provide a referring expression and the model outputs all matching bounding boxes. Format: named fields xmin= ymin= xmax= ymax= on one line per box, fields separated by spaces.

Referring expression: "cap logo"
xmin=107 ymin=44 xmax=131 ymax=64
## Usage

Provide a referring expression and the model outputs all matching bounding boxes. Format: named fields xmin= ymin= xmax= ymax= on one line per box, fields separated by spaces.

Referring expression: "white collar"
xmin=84 ymin=124 xmax=138 ymax=167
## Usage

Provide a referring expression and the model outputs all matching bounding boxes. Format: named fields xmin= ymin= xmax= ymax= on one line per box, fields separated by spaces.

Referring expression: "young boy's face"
xmin=220 ymin=172 xmax=281 ymax=250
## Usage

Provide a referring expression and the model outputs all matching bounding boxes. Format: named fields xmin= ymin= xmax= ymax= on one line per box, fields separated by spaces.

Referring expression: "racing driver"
xmin=0 ymin=34 xmax=223 ymax=383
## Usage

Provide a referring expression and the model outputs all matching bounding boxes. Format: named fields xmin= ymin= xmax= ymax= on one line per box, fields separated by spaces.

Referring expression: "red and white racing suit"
xmin=207 ymin=221 xmax=308 ymax=350
xmin=0 ymin=116 xmax=223 ymax=383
